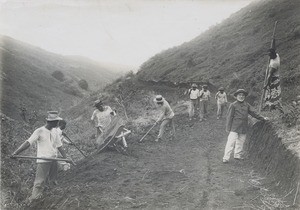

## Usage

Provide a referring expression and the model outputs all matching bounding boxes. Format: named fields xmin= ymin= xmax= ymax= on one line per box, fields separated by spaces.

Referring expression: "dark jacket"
xmin=226 ymin=101 xmax=265 ymax=134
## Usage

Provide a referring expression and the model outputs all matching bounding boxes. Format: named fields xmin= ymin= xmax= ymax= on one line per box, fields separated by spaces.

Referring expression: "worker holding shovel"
xmin=11 ymin=111 xmax=72 ymax=204
xmin=153 ymin=95 xmax=175 ymax=142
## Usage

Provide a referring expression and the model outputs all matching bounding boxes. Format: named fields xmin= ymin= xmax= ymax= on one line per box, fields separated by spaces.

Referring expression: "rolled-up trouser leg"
xmin=158 ymin=119 xmax=171 ymax=139
xmin=234 ymin=133 xmax=246 ymax=158
xmin=223 ymin=132 xmax=238 ymax=161
xmin=29 ymin=162 xmax=52 ymax=201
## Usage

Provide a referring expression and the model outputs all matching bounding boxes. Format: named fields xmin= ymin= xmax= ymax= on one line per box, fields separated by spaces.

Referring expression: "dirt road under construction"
xmin=31 ymin=111 xmax=279 ymax=210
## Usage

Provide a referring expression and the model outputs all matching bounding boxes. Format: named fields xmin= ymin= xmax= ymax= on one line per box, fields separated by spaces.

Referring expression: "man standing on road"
xmin=199 ymin=85 xmax=211 ymax=122
xmin=223 ymin=89 xmax=268 ymax=163
xmin=187 ymin=83 xmax=200 ymax=121
xmin=11 ymin=111 xmax=69 ymax=203
xmin=215 ymin=87 xmax=228 ymax=120
xmin=154 ymin=95 xmax=175 ymax=142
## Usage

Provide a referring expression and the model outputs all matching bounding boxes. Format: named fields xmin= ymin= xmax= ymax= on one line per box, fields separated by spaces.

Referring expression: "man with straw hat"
xmin=154 ymin=95 xmax=175 ymax=142
xmin=222 ymin=89 xmax=268 ymax=163
xmin=11 ymin=111 xmax=69 ymax=203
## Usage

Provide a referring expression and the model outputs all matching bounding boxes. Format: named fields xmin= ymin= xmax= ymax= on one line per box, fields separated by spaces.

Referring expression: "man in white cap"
xmin=11 ymin=111 xmax=69 ymax=203
xmin=187 ymin=83 xmax=200 ymax=121
xmin=222 ymin=89 xmax=268 ymax=163
xmin=154 ymin=95 xmax=175 ymax=142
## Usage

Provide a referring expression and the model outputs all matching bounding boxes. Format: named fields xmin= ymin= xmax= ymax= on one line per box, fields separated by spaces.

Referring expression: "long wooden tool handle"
xmin=63 ymin=134 xmax=87 ymax=157
xmin=259 ymin=21 xmax=278 ymax=113
xmin=139 ymin=123 xmax=157 ymax=142
xmin=12 ymin=155 xmax=76 ymax=165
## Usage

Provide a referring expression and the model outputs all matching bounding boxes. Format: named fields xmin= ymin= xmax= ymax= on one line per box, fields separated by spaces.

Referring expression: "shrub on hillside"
xmin=61 ymin=83 xmax=83 ymax=97
xmin=51 ymin=70 xmax=65 ymax=81
xmin=78 ymin=79 xmax=89 ymax=90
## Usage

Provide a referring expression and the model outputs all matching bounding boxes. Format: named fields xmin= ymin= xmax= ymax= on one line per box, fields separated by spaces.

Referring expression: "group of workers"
xmin=186 ymin=84 xmax=228 ymax=121
xmin=10 ymin=47 xmax=281 ymax=205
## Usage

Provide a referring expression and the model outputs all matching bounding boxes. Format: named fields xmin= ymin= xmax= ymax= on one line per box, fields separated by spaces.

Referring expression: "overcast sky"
xmin=0 ymin=0 xmax=253 ymax=69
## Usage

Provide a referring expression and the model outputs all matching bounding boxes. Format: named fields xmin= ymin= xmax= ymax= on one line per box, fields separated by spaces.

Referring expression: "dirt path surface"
xmin=33 ymin=111 xmax=270 ymax=210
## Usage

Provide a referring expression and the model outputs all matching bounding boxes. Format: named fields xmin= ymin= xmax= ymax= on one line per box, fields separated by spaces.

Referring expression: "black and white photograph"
xmin=1 ymin=0 xmax=300 ymax=209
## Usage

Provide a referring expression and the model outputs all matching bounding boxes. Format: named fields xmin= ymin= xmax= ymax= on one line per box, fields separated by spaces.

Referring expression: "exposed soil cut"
xmin=24 ymin=105 xmax=300 ymax=209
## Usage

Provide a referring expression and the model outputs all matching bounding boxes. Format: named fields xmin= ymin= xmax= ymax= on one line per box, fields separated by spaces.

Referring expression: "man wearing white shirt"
xmin=187 ymin=83 xmax=200 ymax=121
xmin=11 ymin=111 xmax=69 ymax=202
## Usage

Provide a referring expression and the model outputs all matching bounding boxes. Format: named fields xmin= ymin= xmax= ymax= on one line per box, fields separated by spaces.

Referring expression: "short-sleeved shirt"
xmin=26 ymin=126 xmax=62 ymax=163
xmin=199 ymin=90 xmax=211 ymax=101
xmin=91 ymin=106 xmax=114 ymax=129
xmin=188 ymin=88 xmax=200 ymax=100
xmin=215 ymin=92 xmax=227 ymax=104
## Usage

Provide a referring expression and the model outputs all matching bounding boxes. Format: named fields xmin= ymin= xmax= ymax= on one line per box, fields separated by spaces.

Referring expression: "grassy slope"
xmin=0 ymin=35 xmax=118 ymax=120
xmin=137 ymin=0 xmax=300 ymax=102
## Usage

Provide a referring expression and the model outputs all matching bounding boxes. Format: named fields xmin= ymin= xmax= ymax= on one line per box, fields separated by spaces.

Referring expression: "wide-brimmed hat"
xmin=202 ymin=84 xmax=208 ymax=88
xmin=94 ymin=99 xmax=103 ymax=107
xmin=46 ymin=111 xmax=62 ymax=121
xmin=191 ymin=83 xmax=197 ymax=88
xmin=234 ymin=89 xmax=248 ymax=97
xmin=154 ymin=95 xmax=164 ymax=103
xmin=218 ymin=87 xmax=225 ymax=91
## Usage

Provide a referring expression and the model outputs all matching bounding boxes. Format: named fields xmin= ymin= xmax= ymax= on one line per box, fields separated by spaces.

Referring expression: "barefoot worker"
xmin=215 ymin=87 xmax=228 ymax=120
xmin=91 ymin=99 xmax=116 ymax=145
xmin=11 ymin=111 xmax=70 ymax=203
xmin=187 ymin=83 xmax=200 ymax=121
xmin=153 ymin=95 xmax=175 ymax=142
xmin=222 ymin=89 xmax=268 ymax=163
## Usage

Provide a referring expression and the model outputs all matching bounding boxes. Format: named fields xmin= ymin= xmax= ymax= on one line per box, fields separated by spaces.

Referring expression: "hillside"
xmin=137 ymin=0 xmax=300 ymax=102
xmin=0 ymin=35 xmax=119 ymax=121
xmin=1 ymin=0 xmax=300 ymax=209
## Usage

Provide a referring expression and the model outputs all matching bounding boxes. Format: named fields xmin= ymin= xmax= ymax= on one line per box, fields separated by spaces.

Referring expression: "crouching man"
xmin=11 ymin=111 xmax=69 ymax=203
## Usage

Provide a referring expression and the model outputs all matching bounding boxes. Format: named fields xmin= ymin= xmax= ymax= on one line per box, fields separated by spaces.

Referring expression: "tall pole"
xmin=259 ymin=21 xmax=278 ymax=113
